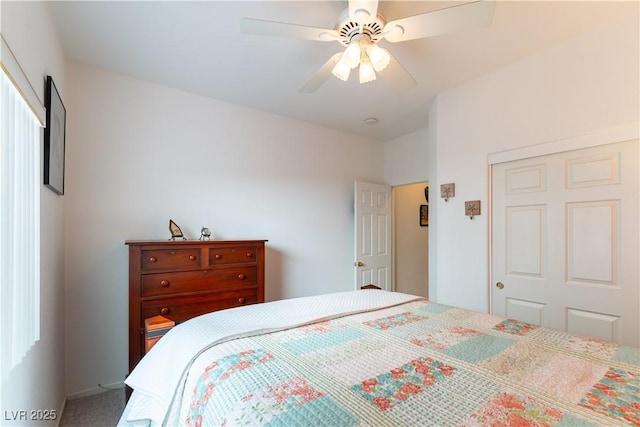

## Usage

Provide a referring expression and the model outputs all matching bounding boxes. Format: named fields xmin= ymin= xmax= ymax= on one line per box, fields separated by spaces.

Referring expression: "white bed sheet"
xmin=119 ymin=290 xmax=420 ymax=427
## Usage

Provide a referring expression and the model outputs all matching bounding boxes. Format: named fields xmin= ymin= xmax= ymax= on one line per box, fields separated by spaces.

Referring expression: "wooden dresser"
xmin=126 ymin=239 xmax=266 ymax=374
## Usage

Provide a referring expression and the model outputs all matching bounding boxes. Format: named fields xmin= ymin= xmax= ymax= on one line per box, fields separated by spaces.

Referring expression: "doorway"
xmin=393 ymin=182 xmax=429 ymax=297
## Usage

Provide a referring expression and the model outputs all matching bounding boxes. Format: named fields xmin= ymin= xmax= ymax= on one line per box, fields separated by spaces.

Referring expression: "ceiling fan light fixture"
xmin=359 ymin=57 xmax=376 ymax=84
xmin=331 ymin=59 xmax=351 ymax=81
xmin=367 ymin=44 xmax=390 ymax=72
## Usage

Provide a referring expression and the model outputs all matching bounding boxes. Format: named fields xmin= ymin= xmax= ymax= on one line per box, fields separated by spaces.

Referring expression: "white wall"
xmin=384 ymin=128 xmax=429 ymax=186
xmin=63 ymin=62 xmax=384 ymax=396
xmin=430 ymin=12 xmax=639 ymax=313
xmin=0 ymin=1 xmax=66 ymax=425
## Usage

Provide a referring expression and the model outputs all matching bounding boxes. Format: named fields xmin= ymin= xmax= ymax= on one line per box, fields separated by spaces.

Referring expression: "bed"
xmin=118 ymin=290 xmax=640 ymax=426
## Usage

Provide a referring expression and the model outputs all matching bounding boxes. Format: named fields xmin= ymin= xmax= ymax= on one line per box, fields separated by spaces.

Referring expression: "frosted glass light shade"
xmin=332 ymin=59 xmax=351 ymax=81
xmin=359 ymin=57 xmax=376 ymax=83
xmin=367 ymin=45 xmax=390 ymax=72
xmin=342 ymin=43 xmax=361 ymax=69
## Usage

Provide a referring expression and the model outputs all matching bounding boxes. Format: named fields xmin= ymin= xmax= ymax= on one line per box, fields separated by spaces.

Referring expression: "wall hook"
xmin=440 ymin=183 xmax=455 ymax=202
xmin=465 ymin=200 xmax=481 ymax=220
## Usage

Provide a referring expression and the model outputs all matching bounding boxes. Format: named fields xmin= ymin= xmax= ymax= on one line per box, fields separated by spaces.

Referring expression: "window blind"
xmin=0 ymin=66 xmax=41 ymax=375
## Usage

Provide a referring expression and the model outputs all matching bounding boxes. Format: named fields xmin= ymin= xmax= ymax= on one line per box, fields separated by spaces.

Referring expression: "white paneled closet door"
xmin=491 ymin=140 xmax=639 ymax=346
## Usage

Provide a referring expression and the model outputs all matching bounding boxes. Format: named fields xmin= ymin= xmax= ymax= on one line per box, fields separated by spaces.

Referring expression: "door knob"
xmin=355 ymin=261 xmax=365 ymax=267
xmin=496 ymin=281 xmax=505 ymax=290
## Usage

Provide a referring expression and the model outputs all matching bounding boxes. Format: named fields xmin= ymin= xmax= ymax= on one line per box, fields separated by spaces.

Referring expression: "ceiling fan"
xmin=241 ymin=0 xmax=495 ymax=93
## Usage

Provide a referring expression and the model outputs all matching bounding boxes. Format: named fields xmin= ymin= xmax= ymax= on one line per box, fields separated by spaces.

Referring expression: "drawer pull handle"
xmin=160 ymin=280 xmax=170 ymax=287
xmin=160 ymin=307 xmax=170 ymax=315
xmin=237 ymin=274 xmax=246 ymax=280
xmin=246 ymin=252 xmax=253 ymax=258
xmin=238 ymin=297 xmax=246 ymax=304
xmin=149 ymin=256 xmax=157 ymax=263
xmin=215 ymin=254 xmax=222 ymax=259
xmin=189 ymin=255 xmax=196 ymax=261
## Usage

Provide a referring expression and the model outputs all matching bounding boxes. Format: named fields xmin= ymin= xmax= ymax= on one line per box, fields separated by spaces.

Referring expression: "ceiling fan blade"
xmin=241 ymin=17 xmax=339 ymax=41
xmin=299 ymin=52 xmax=343 ymax=93
xmin=382 ymin=0 xmax=495 ymax=43
xmin=378 ymin=53 xmax=416 ymax=93
xmin=349 ymin=0 xmax=379 ymax=22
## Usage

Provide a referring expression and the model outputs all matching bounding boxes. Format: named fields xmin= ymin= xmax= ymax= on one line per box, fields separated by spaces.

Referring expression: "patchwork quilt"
xmin=177 ymin=299 xmax=639 ymax=426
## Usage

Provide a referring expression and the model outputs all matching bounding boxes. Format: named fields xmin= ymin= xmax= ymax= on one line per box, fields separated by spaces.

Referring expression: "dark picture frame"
xmin=44 ymin=75 xmax=66 ymax=195
xmin=420 ymin=204 xmax=428 ymax=227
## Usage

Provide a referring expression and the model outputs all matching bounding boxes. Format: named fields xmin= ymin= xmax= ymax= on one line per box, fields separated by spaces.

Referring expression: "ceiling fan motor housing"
xmin=335 ymin=8 xmax=386 ymax=46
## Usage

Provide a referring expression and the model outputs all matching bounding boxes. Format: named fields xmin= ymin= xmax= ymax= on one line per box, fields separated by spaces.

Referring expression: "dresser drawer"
xmin=140 ymin=288 xmax=257 ymax=324
xmin=209 ymin=245 xmax=257 ymax=265
xmin=141 ymin=267 xmax=257 ymax=297
xmin=141 ymin=248 xmax=202 ymax=271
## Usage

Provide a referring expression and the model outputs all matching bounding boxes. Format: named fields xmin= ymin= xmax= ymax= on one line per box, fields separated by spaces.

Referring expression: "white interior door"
xmin=354 ymin=181 xmax=392 ymax=290
xmin=491 ymin=140 xmax=639 ymax=346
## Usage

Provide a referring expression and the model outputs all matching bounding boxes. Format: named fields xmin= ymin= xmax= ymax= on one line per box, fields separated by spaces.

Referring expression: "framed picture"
xmin=420 ymin=204 xmax=428 ymax=227
xmin=44 ymin=75 xmax=66 ymax=195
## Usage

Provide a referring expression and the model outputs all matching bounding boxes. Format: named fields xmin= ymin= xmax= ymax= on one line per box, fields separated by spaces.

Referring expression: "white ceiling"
xmin=48 ymin=1 xmax=636 ymax=142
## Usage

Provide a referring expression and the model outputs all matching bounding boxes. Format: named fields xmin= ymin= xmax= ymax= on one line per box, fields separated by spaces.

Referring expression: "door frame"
xmin=487 ymin=121 xmax=639 ymax=313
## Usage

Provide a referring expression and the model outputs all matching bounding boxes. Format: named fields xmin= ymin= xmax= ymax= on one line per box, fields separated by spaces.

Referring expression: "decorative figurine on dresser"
xmin=168 ymin=219 xmax=186 ymax=240
xmin=199 ymin=227 xmax=212 ymax=240
xmin=126 ymin=239 xmax=267 ymax=377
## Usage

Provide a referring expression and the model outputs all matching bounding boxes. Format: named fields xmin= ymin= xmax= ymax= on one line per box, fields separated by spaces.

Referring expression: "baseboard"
xmin=56 ymin=397 xmax=66 ymax=427
xmin=66 ymin=381 xmax=125 ymax=400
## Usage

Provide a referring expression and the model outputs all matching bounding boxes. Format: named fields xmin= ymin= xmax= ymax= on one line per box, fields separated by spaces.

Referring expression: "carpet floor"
xmin=59 ymin=388 xmax=126 ymax=427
